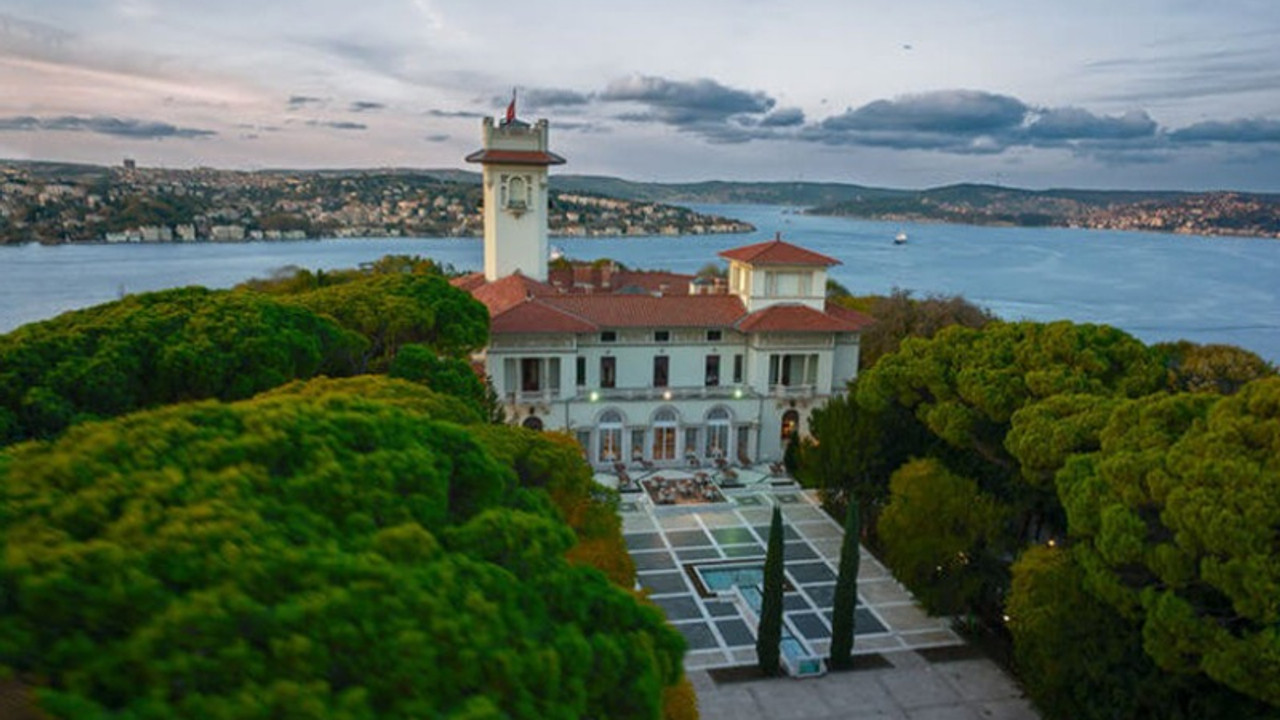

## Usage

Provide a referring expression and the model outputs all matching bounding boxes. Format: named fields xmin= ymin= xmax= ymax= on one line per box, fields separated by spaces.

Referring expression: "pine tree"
xmin=757 ymin=505 xmax=785 ymax=676
xmin=829 ymin=500 xmax=861 ymax=669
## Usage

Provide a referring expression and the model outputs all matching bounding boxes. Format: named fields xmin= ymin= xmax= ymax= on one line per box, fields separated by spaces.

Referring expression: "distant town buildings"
xmin=0 ymin=162 xmax=752 ymax=245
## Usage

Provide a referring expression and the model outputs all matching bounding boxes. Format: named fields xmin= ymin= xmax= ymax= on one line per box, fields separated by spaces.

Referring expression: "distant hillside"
xmin=809 ymin=184 xmax=1280 ymax=238
xmin=546 ymin=176 xmax=908 ymax=206
xmin=5 ymin=159 xmax=1278 ymax=239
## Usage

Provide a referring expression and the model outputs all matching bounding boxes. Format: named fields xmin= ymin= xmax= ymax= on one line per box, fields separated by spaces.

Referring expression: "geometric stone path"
xmin=602 ymin=474 xmax=1040 ymax=718
xmin=617 ymin=484 xmax=964 ymax=670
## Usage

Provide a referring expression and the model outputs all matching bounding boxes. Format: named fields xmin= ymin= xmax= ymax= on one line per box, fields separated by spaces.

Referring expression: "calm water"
xmin=2 ymin=204 xmax=1278 ymax=363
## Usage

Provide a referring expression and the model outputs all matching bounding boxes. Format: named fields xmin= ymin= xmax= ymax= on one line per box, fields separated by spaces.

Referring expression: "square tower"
xmin=466 ymin=116 xmax=565 ymax=281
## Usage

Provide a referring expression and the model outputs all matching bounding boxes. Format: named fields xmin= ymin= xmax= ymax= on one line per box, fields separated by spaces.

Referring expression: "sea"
xmin=2 ymin=204 xmax=1279 ymax=364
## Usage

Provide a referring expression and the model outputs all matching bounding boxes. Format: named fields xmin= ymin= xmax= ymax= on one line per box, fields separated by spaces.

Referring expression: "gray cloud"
xmin=758 ymin=107 xmax=806 ymax=128
xmin=0 ymin=115 xmax=216 ymax=139
xmin=599 ymin=75 xmax=775 ymax=125
xmin=1025 ymin=107 xmax=1157 ymax=141
xmin=349 ymin=101 xmax=385 ymax=112
xmin=427 ymin=108 xmax=486 ymax=119
xmin=288 ymin=95 xmax=325 ymax=109
xmin=424 ymin=133 xmax=450 ymax=142
xmin=1087 ymin=46 xmax=1280 ymax=104
xmin=794 ymin=91 xmax=1187 ymax=161
xmin=1170 ymin=118 xmax=1280 ymax=144
xmin=306 ymin=120 xmax=367 ymax=131
xmin=507 ymin=87 xmax=592 ymax=108
xmin=821 ymin=90 xmax=1027 ymax=134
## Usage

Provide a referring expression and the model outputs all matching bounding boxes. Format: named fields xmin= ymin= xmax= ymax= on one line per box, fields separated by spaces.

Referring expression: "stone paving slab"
xmin=691 ymin=652 xmax=1039 ymax=720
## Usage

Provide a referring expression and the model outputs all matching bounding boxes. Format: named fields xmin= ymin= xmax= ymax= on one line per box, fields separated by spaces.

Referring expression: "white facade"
xmin=489 ymin=325 xmax=861 ymax=465
xmin=459 ymin=113 xmax=868 ymax=467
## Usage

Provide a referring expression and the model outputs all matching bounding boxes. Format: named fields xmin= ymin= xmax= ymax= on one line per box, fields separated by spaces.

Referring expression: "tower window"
xmin=601 ymin=331 xmax=617 ymax=343
xmin=654 ymin=330 xmax=670 ymax=343
xmin=706 ymin=330 xmax=722 ymax=342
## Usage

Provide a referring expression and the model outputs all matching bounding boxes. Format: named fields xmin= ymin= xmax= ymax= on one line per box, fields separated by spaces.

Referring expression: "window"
xmin=654 ymin=330 xmax=670 ymax=343
xmin=781 ymin=410 xmax=800 ymax=443
xmin=798 ymin=272 xmax=812 ymax=296
xmin=706 ymin=330 xmax=722 ymax=342
xmin=576 ymin=357 xmax=586 ymax=387
xmin=705 ymin=354 xmax=720 ymax=387
xmin=733 ymin=354 xmax=744 ymax=384
xmin=506 ymin=176 xmax=527 ymax=210
xmin=630 ymin=429 xmax=646 ymax=461
xmin=601 ymin=331 xmax=617 ymax=343
xmin=653 ymin=355 xmax=669 ymax=387
xmin=765 ymin=271 xmax=777 ymax=297
xmin=521 ymin=358 xmax=541 ymax=392
xmin=599 ymin=409 xmax=623 ymax=463
xmin=706 ymin=407 xmax=731 ymax=458
xmin=522 ymin=416 xmax=544 ymax=431
xmin=600 ymin=356 xmax=616 ymax=389
xmin=652 ymin=409 xmax=678 ymax=461
xmin=769 ymin=354 xmax=815 ymax=387
xmin=736 ymin=426 xmax=751 ymax=463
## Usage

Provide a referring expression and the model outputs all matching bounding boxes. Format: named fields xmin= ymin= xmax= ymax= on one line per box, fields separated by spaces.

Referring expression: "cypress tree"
xmin=828 ymin=500 xmax=861 ymax=669
xmin=757 ymin=505 xmax=785 ymax=676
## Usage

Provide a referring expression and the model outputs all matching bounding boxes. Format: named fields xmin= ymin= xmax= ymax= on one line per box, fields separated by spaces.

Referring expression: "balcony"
xmin=577 ymin=386 xmax=759 ymax=403
xmin=770 ymin=384 xmax=816 ymax=398
xmin=506 ymin=389 xmax=561 ymax=405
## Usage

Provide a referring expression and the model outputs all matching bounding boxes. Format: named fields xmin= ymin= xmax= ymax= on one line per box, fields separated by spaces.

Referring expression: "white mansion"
xmin=453 ymin=112 xmax=871 ymax=467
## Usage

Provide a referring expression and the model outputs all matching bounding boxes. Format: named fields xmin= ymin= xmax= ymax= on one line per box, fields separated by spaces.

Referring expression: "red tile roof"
xmin=490 ymin=298 xmax=598 ymax=334
xmin=542 ymin=294 xmax=746 ymax=328
xmin=468 ymin=273 xmax=558 ymax=315
xmin=823 ymin=301 xmax=876 ymax=330
xmin=719 ymin=237 xmax=841 ymax=267
xmin=450 ymin=272 xmax=487 ymax=292
xmin=736 ymin=303 xmax=866 ymax=333
xmin=464 ymin=149 xmax=566 ymax=166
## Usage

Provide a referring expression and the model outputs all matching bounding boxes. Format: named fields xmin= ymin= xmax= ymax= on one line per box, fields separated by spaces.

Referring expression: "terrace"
xmin=594 ymin=466 xmax=965 ymax=672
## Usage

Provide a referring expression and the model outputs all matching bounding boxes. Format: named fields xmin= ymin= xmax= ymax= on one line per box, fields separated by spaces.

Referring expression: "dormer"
xmin=718 ymin=233 xmax=840 ymax=313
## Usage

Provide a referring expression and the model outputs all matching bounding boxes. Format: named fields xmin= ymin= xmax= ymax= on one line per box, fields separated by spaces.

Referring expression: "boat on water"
xmin=894 ymin=231 xmax=908 ymax=245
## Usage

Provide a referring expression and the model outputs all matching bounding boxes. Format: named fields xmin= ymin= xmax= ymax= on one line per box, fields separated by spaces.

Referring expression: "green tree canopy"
xmin=0 ymin=287 xmax=365 ymax=445
xmin=878 ymin=458 xmax=1007 ymax=614
xmin=1058 ymin=378 xmax=1280 ymax=705
xmin=0 ymin=378 xmax=683 ymax=719
xmin=1008 ymin=545 xmax=1277 ymax=720
xmin=286 ymin=273 xmax=488 ymax=372
xmin=857 ymin=320 xmax=1165 ymax=538
xmin=1155 ymin=340 xmax=1276 ymax=395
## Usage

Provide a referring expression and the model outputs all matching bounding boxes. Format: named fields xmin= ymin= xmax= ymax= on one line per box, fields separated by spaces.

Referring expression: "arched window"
xmin=598 ymin=409 xmax=624 ymax=463
xmin=523 ymin=416 xmax=544 ymax=431
xmin=705 ymin=406 xmax=732 ymax=458
xmin=780 ymin=409 xmax=800 ymax=443
xmin=506 ymin=176 xmax=528 ymax=210
xmin=651 ymin=408 xmax=678 ymax=461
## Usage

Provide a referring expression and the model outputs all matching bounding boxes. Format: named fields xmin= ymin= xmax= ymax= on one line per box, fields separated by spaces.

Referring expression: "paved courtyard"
xmin=601 ymin=469 xmax=1038 ymax=718
xmin=612 ymin=476 xmax=962 ymax=670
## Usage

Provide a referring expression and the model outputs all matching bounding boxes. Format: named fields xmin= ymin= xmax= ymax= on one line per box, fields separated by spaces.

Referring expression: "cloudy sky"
xmin=2 ymin=0 xmax=1279 ymax=190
